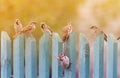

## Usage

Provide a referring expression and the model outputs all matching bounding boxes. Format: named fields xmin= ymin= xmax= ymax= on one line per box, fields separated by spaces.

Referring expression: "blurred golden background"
xmin=1 ymin=0 xmax=120 ymax=40
xmin=0 ymin=0 xmax=81 ymax=40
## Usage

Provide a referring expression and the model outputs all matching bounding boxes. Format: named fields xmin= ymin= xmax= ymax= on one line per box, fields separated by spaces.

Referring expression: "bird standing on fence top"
xmin=40 ymin=22 xmax=53 ymax=36
xmin=14 ymin=19 xmax=23 ymax=33
xmin=13 ymin=19 xmax=23 ymax=38
xmin=90 ymin=26 xmax=107 ymax=41
xmin=62 ymin=20 xmax=72 ymax=42
xmin=14 ymin=21 xmax=36 ymax=38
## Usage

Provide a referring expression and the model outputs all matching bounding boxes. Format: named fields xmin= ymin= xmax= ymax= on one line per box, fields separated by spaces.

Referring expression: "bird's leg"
xmin=104 ymin=33 xmax=107 ymax=42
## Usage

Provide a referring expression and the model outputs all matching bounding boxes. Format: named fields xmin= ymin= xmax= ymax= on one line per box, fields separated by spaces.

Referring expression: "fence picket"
xmin=13 ymin=34 xmax=24 ymax=78
xmin=52 ymin=33 xmax=63 ymax=78
xmin=79 ymin=33 xmax=90 ymax=78
xmin=1 ymin=31 xmax=11 ymax=78
xmin=64 ymin=32 xmax=76 ymax=78
xmin=106 ymin=34 xmax=118 ymax=78
xmin=25 ymin=36 xmax=37 ymax=78
xmin=93 ymin=33 xmax=104 ymax=78
xmin=39 ymin=32 xmax=50 ymax=78
xmin=0 ymin=31 xmax=120 ymax=78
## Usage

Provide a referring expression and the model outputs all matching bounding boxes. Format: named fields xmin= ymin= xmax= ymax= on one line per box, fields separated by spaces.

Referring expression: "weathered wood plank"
xmin=25 ymin=36 xmax=37 ymax=78
xmin=1 ymin=31 xmax=11 ymax=78
xmin=64 ymin=32 xmax=76 ymax=78
xmin=13 ymin=34 xmax=24 ymax=78
xmin=39 ymin=32 xmax=50 ymax=78
xmin=52 ymin=33 xmax=62 ymax=78
xmin=106 ymin=34 xmax=118 ymax=78
xmin=79 ymin=33 xmax=90 ymax=78
xmin=93 ymin=33 xmax=104 ymax=78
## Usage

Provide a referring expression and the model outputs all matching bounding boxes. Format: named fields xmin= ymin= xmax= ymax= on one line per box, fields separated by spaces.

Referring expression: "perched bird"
xmin=40 ymin=22 xmax=53 ymax=36
xmin=62 ymin=21 xmax=72 ymax=43
xmin=14 ymin=21 xmax=36 ymax=38
xmin=90 ymin=26 xmax=107 ymax=41
xmin=117 ymin=37 xmax=120 ymax=40
xmin=14 ymin=19 xmax=23 ymax=33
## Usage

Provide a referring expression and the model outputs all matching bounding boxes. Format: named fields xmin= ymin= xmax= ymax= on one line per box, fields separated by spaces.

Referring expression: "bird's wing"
xmin=21 ymin=26 xmax=32 ymax=33
xmin=47 ymin=26 xmax=53 ymax=32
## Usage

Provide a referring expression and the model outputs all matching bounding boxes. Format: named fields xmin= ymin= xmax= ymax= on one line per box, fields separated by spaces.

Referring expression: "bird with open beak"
xmin=13 ymin=21 xmax=36 ymax=38
xmin=90 ymin=26 xmax=107 ymax=41
xmin=40 ymin=22 xmax=53 ymax=36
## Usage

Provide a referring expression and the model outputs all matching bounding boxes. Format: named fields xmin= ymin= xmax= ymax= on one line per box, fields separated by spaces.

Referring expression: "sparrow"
xmin=62 ymin=21 xmax=72 ymax=43
xmin=117 ymin=37 xmax=120 ymax=40
xmin=13 ymin=21 xmax=36 ymax=38
xmin=56 ymin=52 xmax=71 ymax=69
xmin=40 ymin=22 xmax=53 ymax=36
xmin=56 ymin=50 xmax=72 ymax=77
xmin=14 ymin=19 xmax=23 ymax=33
xmin=90 ymin=26 xmax=107 ymax=41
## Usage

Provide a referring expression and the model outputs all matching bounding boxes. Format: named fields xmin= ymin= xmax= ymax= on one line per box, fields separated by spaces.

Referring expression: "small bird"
xmin=117 ymin=37 xmax=120 ymax=40
xmin=62 ymin=20 xmax=72 ymax=43
xmin=40 ymin=22 xmax=53 ymax=36
xmin=55 ymin=42 xmax=72 ymax=77
xmin=56 ymin=51 xmax=72 ymax=77
xmin=56 ymin=52 xmax=72 ymax=69
xmin=14 ymin=21 xmax=36 ymax=38
xmin=90 ymin=26 xmax=107 ymax=41
xmin=14 ymin=19 xmax=23 ymax=33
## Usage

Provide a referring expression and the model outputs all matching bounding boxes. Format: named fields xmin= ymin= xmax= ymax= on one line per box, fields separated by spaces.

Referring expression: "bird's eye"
xmin=41 ymin=24 xmax=45 ymax=28
xmin=16 ymin=21 xmax=19 ymax=25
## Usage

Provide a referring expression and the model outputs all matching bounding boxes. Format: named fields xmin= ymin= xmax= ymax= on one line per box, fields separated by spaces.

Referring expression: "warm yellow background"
xmin=0 ymin=0 xmax=120 ymax=39
xmin=0 ymin=0 xmax=81 ymax=40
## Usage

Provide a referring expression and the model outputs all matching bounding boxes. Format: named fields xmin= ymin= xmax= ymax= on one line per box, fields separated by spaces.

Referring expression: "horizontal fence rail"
xmin=0 ymin=31 xmax=119 ymax=78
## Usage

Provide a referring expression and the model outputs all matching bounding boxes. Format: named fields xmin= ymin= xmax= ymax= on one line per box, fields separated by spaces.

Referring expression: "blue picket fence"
xmin=0 ymin=31 xmax=118 ymax=78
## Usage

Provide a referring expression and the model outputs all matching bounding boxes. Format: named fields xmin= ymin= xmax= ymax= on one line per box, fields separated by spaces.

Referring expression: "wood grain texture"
xmin=93 ymin=33 xmax=104 ymax=78
xmin=79 ymin=33 xmax=90 ymax=78
xmin=25 ymin=36 xmax=37 ymax=78
xmin=13 ymin=34 xmax=24 ymax=78
xmin=39 ymin=32 xmax=50 ymax=78
xmin=106 ymin=34 xmax=118 ymax=78
xmin=1 ymin=31 xmax=11 ymax=78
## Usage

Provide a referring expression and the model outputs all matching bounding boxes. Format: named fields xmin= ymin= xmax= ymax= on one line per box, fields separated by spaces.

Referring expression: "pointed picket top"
xmin=1 ymin=31 xmax=11 ymax=78
xmin=1 ymin=31 xmax=10 ymax=40
xmin=39 ymin=32 xmax=50 ymax=78
xmin=93 ymin=33 xmax=104 ymax=78
xmin=25 ymin=35 xmax=37 ymax=78
xmin=65 ymin=32 xmax=76 ymax=78
xmin=107 ymin=33 xmax=117 ymax=42
xmin=52 ymin=32 xmax=62 ymax=78
xmin=13 ymin=34 xmax=24 ymax=78
xmin=106 ymin=34 xmax=118 ymax=78
xmin=79 ymin=33 xmax=90 ymax=78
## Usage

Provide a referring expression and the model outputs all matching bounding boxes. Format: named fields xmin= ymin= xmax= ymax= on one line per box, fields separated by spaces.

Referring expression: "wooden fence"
xmin=0 ymin=31 xmax=118 ymax=78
